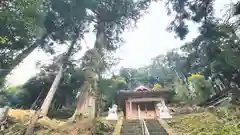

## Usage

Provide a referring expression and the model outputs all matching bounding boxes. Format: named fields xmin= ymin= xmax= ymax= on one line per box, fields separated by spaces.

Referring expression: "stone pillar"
xmin=129 ymin=100 xmax=132 ymax=117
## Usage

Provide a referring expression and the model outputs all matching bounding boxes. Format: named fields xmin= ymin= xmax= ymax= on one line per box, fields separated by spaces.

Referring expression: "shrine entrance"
xmin=136 ymin=102 xmax=156 ymax=119
xmin=118 ymin=85 xmax=173 ymax=120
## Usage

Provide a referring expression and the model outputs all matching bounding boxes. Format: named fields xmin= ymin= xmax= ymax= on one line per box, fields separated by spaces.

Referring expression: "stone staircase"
xmin=120 ymin=120 xmax=143 ymax=135
xmin=145 ymin=120 xmax=168 ymax=135
xmin=120 ymin=119 xmax=168 ymax=135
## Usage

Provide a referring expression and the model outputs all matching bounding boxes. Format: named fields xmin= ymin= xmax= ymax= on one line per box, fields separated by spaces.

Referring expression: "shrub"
xmin=188 ymin=74 xmax=213 ymax=104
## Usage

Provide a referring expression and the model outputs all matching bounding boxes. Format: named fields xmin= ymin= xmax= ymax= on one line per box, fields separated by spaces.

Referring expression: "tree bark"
xmin=70 ymin=81 xmax=91 ymax=121
xmin=93 ymin=22 xmax=105 ymax=117
xmin=40 ymin=64 xmax=64 ymax=116
xmin=40 ymin=36 xmax=76 ymax=116
xmin=95 ymin=73 xmax=102 ymax=117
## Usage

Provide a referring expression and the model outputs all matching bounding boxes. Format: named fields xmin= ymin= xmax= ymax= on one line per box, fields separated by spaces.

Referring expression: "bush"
xmin=173 ymin=80 xmax=189 ymax=104
xmin=187 ymin=74 xmax=214 ymax=104
xmin=91 ymin=118 xmax=115 ymax=135
xmin=174 ymin=74 xmax=214 ymax=105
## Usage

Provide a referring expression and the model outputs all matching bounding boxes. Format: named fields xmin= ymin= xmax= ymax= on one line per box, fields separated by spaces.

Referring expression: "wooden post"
xmin=129 ymin=100 xmax=132 ymax=117
xmin=138 ymin=105 xmax=140 ymax=120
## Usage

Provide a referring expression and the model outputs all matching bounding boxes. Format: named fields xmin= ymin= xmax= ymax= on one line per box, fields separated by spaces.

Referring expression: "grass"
xmin=166 ymin=107 xmax=240 ymax=135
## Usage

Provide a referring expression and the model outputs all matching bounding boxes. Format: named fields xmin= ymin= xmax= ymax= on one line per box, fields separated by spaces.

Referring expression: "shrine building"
xmin=118 ymin=85 xmax=173 ymax=120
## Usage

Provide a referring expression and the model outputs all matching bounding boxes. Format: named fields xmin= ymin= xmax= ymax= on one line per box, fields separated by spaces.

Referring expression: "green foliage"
xmin=99 ymin=76 xmax=127 ymax=111
xmin=91 ymin=118 xmax=115 ymax=135
xmin=0 ymin=91 xmax=8 ymax=107
xmin=0 ymin=36 xmax=8 ymax=44
xmin=167 ymin=106 xmax=240 ymax=135
xmin=90 ymin=0 xmax=151 ymax=50
xmin=188 ymin=75 xmax=214 ymax=104
xmin=173 ymin=74 xmax=213 ymax=105
xmin=157 ymin=20 xmax=240 ymax=104
xmin=0 ymin=86 xmax=30 ymax=107
xmin=173 ymin=80 xmax=189 ymax=103
xmin=2 ymin=59 xmax=85 ymax=112
xmin=0 ymin=0 xmax=42 ymax=71
xmin=160 ymin=0 xmax=215 ymax=39
xmin=119 ymin=62 xmax=175 ymax=89
xmin=0 ymin=0 xmax=42 ymax=48
xmin=233 ymin=2 xmax=240 ymax=15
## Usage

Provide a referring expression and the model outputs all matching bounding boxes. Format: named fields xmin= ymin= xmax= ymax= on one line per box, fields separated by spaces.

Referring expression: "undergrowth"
xmin=2 ymin=109 xmax=93 ymax=135
xmin=166 ymin=106 xmax=240 ymax=135
xmin=90 ymin=117 xmax=116 ymax=135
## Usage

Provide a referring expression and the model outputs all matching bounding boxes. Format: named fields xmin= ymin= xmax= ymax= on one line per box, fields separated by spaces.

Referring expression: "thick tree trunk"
xmin=98 ymin=91 xmax=103 ymax=116
xmin=95 ymin=91 xmax=100 ymax=117
xmin=40 ymin=38 xmax=76 ymax=116
xmin=92 ymin=22 xmax=105 ymax=117
xmin=70 ymin=81 xmax=91 ymax=121
xmin=94 ymin=22 xmax=106 ymax=51
xmin=88 ymin=93 xmax=96 ymax=119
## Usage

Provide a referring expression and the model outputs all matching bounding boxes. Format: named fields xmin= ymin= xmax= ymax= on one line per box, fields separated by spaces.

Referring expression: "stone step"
xmin=149 ymin=129 xmax=165 ymax=131
xmin=145 ymin=120 xmax=168 ymax=135
xmin=121 ymin=125 xmax=141 ymax=127
xmin=121 ymin=127 xmax=142 ymax=129
xmin=121 ymin=120 xmax=169 ymax=135
xmin=120 ymin=133 xmax=143 ymax=135
xmin=148 ymin=127 xmax=166 ymax=130
xmin=121 ymin=128 xmax=142 ymax=131
xmin=120 ymin=131 xmax=142 ymax=134
xmin=120 ymin=129 xmax=142 ymax=131
xmin=149 ymin=132 xmax=168 ymax=135
xmin=120 ymin=120 xmax=142 ymax=135
xmin=122 ymin=122 xmax=140 ymax=124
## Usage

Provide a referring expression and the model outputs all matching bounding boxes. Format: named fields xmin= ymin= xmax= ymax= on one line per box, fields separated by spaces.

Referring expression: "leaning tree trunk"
xmin=40 ymin=37 xmax=77 ymax=116
xmin=40 ymin=63 xmax=64 ymax=116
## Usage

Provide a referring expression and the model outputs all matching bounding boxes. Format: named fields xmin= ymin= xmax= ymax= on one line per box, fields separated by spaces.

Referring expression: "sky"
xmin=6 ymin=0 xmax=234 ymax=86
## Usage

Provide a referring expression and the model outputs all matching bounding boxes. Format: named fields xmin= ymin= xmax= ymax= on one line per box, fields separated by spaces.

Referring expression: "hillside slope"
xmin=166 ymin=107 xmax=240 ymax=135
xmin=2 ymin=109 xmax=94 ymax=135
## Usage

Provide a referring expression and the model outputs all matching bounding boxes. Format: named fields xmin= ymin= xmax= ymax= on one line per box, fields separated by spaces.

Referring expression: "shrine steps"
xmin=145 ymin=119 xmax=168 ymax=135
xmin=120 ymin=120 xmax=143 ymax=135
xmin=120 ymin=119 xmax=169 ymax=135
